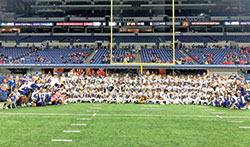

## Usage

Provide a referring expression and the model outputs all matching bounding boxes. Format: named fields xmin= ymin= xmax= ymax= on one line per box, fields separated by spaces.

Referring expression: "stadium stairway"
xmin=136 ymin=51 xmax=142 ymax=63
xmin=85 ymin=49 xmax=98 ymax=63
xmin=158 ymin=37 xmax=165 ymax=42
xmin=179 ymin=49 xmax=198 ymax=64
xmin=207 ymin=36 xmax=218 ymax=42
xmin=14 ymin=49 xmax=35 ymax=61
xmin=19 ymin=36 xmax=32 ymax=42
xmin=15 ymin=36 xmax=32 ymax=45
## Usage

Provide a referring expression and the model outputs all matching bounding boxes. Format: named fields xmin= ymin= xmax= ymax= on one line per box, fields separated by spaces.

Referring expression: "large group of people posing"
xmin=0 ymin=70 xmax=250 ymax=110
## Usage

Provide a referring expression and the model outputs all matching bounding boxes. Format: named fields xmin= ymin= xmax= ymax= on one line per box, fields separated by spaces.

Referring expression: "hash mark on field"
xmin=141 ymin=108 xmax=162 ymax=110
xmin=216 ymin=115 xmax=223 ymax=119
xmin=71 ymin=124 xmax=87 ymax=126
xmin=77 ymin=118 xmax=92 ymax=121
xmin=63 ymin=130 xmax=80 ymax=133
xmin=229 ymin=121 xmax=243 ymax=123
xmin=52 ymin=139 xmax=72 ymax=142
xmin=239 ymin=127 xmax=250 ymax=129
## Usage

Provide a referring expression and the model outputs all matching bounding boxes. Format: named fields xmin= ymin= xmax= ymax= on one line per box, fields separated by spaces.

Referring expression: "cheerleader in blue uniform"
xmin=236 ymin=91 xmax=246 ymax=110
xmin=230 ymin=92 xmax=238 ymax=109
xmin=37 ymin=88 xmax=46 ymax=106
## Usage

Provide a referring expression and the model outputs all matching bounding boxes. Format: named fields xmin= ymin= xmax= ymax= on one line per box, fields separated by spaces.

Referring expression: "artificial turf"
xmin=0 ymin=103 xmax=250 ymax=147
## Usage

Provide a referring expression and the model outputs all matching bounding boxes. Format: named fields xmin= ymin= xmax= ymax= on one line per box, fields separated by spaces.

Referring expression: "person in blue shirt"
xmin=6 ymin=90 xmax=19 ymax=109
xmin=10 ymin=78 xmax=19 ymax=92
xmin=31 ymin=80 xmax=41 ymax=91
xmin=8 ymin=92 xmax=16 ymax=103
xmin=19 ymin=76 xmax=25 ymax=85
xmin=0 ymin=86 xmax=8 ymax=102
xmin=7 ymin=76 xmax=14 ymax=91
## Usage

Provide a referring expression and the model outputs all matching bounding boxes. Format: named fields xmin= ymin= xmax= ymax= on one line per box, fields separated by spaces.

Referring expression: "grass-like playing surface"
xmin=0 ymin=103 xmax=250 ymax=147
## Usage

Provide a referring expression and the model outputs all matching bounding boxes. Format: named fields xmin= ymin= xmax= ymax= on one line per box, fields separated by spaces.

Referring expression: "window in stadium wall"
xmin=104 ymin=28 xmax=119 ymax=33
xmin=120 ymin=28 xmax=139 ymax=33
xmin=207 ymin=27 xmax=223 ymax=32
xmin=175 ymin=27 xmax=188 ymax=33
xmin=190 ymin=27 xmax=207 ymax=32
xmin=154 ymin=27 xmax=171 ymax=33
xmin=53 ymin=27 xmax=68 ymax=33
xmin=36 ymin=28 xmax=52 ymax=33
xmin=0 ymin=28 xmax=20 ymax=33
xmin=69 ymin=27 xmax=85 ymax=33
xmin=120 ymin=28 xmax=152 ymax=33
xmin=225 ymin=27 xmax=242 ymax=32
xmin=139 ymin=28 xmax=153 ymax=33
xmin=242 ymin=27 xmax=250 ymax=32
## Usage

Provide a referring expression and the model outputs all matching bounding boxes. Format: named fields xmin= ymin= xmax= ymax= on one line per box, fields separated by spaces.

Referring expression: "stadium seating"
xmin=162 ymin=36 xmax=215 ymax=43
xmin=90 ymin=49 xmax=135 ymax=64
xmin=141 ymin=49 xmax=186 ymax=63
xmin=2 ymin=45 xmax=250 ymax=65
xmin=0 ymin=47 xmax=31 ymax=61
xmin=20 ymin=36 xmax=109 ymax=43
xmin=186 ymin=48 xmax=249 ymax=64
xmin=1 ymin=36 xmax=250 ymax=43
xmin=0 ymin=36 xmax=26 ymax=42
xmin=22 ymin=48 xmax=93 ymax=64
xmin=91 ymin=49 xmax=109 ymax=64
xmin=115 ymin=36 xmax=160 ymax=43
xmin=210 ymin=36 xmax=250 ymax=42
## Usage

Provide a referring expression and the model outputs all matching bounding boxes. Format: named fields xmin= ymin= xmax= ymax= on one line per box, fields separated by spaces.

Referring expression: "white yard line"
xmin=63 ymin=130 xmax=80 ymax=133
xmin=77 ymin=118 xmax=92 ymax=121
xmin=143 ymin=105 xmax=160 ymax=108
xmin=222 ymin=116 xmax=250 ymax=119
xmin=97 ymin=114 xmax=216 ymax=118
xmin=71 ymin=124 xmax=87 ymax=126
xmin=51 ymin=139 xmax=72 ymax=142
xmin=0 ymin=112 xmax=92 ymax=116
xmin=210 ymin=112 xmax=224 ymax=114
xmin=239 ymin=127 xmax=250 ymax=129
xmin=229 ymin=121 xmax=243 ymax=123
xmin=87 ymin=110 xmax=99 ymax=112
xmin=141 ymin=108 xmax=162 ymax=110
xmin=90 ymin=107 xmax=102 ymax=109
xmin=2 ymin=112 xmax=250 ymax=119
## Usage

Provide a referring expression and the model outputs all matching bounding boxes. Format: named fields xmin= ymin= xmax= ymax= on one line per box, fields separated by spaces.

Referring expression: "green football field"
xmin=0 ymin=103 xmax=250 ymax=147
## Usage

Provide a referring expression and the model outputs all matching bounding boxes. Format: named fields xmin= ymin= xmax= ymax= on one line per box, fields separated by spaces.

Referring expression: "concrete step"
xmin=179 ymin=49 xmax=199 ymax=64
xmin=85 ymin=49 xmax=98 ymax=63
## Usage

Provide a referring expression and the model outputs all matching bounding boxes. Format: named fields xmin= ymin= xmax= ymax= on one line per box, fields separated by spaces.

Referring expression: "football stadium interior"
xmin=1 ymin=0 xmax=250 ymax=146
